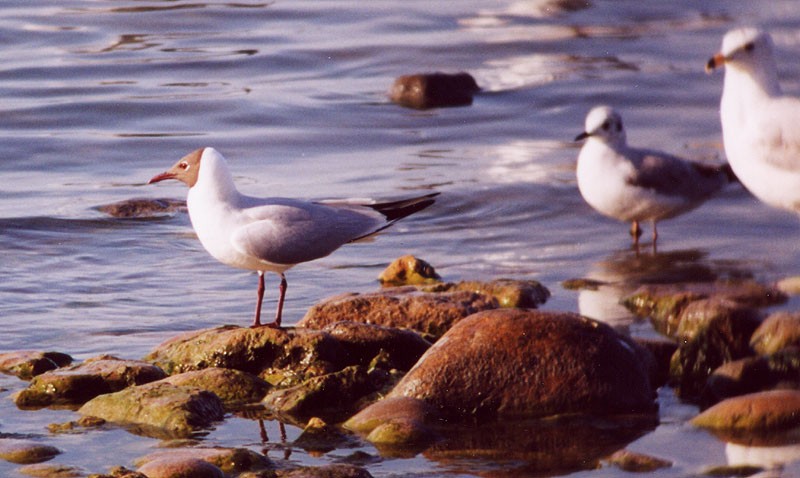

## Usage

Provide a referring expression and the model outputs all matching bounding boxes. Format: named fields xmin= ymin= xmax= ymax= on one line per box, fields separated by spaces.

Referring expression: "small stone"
xmin=294 ymin=417 xmax=359 ymax=453
xmin=378 ymin=255 xmax=441 ymax=286
xmin=422 ymin=279 xmax=551 ymax=309
xmin=137 ymin=456 xmax=224 ymax=478
xmin=136 ymin=448 xmax=269 ymax=474
xmin=0 ymin=439 xmax=60 ymax=464
xmin=606 ymin=449 xmax=672 ymax=472
xmin=389 ymin=72 xmax=479 ymax=109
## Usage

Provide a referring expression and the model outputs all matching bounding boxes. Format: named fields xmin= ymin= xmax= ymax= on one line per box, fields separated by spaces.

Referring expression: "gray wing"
xmin=230 ymin=200 xmax=384 ymax=266
xmin=626 ymin=150 xmax=727 ymax=200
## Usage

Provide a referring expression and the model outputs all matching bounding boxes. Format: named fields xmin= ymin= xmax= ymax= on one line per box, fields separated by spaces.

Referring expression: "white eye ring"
xmin=179 ymin=161 xmax=190 ymax=170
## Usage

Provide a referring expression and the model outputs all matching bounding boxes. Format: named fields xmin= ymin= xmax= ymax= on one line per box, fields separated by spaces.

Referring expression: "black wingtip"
xmin=368 ymin=192 xmax=440 ymax=221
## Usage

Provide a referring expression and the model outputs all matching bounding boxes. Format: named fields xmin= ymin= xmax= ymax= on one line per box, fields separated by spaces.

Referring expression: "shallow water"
xmin=2 ymin=1 xmax=800 ymax=476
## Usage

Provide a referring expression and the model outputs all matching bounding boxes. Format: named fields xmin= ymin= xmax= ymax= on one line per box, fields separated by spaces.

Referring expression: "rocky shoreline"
xmin=2 ymin=252 xmax=800 ymax=477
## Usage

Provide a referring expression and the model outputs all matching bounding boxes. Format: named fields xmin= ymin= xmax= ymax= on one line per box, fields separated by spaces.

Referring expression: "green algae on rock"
xmin=378 ymin=255 xmax=441 ymax=286
xmin=78 ymin=382 xmax=224 ymax=438
xmin=421 ymin=279 xmax=551 ymax=309
xmin=160 ymin=367 xmax=271 ymax=407
xmin=0 ymin=351 xmax=73 ymax=380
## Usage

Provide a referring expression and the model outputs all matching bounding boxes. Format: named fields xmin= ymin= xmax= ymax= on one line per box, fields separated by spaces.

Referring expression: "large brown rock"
xmin=669 ymin=298 xmax=762 ymax=401
xmin=298 ymin=287 xmax=499 ymax=338
xmin=145 ymin=326 xmax=344 ymax=388
xmin=622 ymin=281 xmax=785 ymax=337
xmin=750 ymin=311 xmax=800 ymax=355
xmin=382 ymin=309 xmax=656 ymax=421
xmin=14 ymin=355 xmax=166 ymax=408
xmin=78 ymin=382 xmax=225 ymax=438
xmin=0 ymin=351 xmax=72 ymax=380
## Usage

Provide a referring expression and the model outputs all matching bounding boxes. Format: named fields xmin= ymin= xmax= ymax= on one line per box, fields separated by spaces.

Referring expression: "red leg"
xmin=272 ymin=273 xmax=287 ymax=328
xmin=252 ymin=272 xmax=265 ymax=327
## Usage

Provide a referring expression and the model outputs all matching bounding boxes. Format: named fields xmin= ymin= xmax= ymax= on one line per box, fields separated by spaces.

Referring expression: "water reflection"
xmin=727 ymin=441 xmax=800 ymax=471
xmin=574 ymin=248 xmax=750 ymax=328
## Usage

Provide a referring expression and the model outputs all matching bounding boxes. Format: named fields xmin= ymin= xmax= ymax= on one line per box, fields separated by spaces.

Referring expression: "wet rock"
xmin=669 ymin=298 xmax=762 ymax=401
xmin=0 ymin=351 xmax=73 ymax=380
xmin=137 ymin=456 xmax=224 ymax=478
xmin=97 ymin=198 xmax=186 ymax=218
xmin=135 ymin=447 xmax=269 ymax=475
xmin=389 ymin=72 xmax=479 ymax=109
xmin=622 ymin=281 xmax=785 ymax=337
xmin=378 ymin=255 xmax=441 ymax=286
xmin=47 ymin=415 xmax=107 ymax=434
xmin=702 ymin=348 xmax=800 ymax=406
xmin=18 ymin=463 xmax=84 ymax=477
xmin=294 ymin=417 xmax=360 ymax=453
xmin=145 ymin=326 xmax=344 ymax=388
xmin=299 ymin=287 xmax=499 ymax=338
xmin=422 ymin=279 xmax=551 ymax=309
xmin=344 ymin=396 xmax=440 ymax=441
xmin=263 ymin=365 xmax=391 ymax=423
xmin=0 ymin=438 xmax=60 ymax=464
xmin=606 ymin=449 xmax=672 ymax=472
xmin=14 ymin=355 xmax=167 ymax=408
xmin=377 ymin=309 xmax=656 ymax=422
xmin=78 ymin=382 xmax=224 ymax=438
xmin=692 ymin=390 xmax=800 ymax=437
xmin=321 ymin=321 xmax=431 ymax=372
xmin=88 ymin=466 xmax=148 ymax=478
xmin=277 ymin=464 xmax=374 ymax=478
xmin=751 ymin=311 xmax=800 ymax=355
xmin=633 ymin=338 xmax=678 ymax=389
xmin=160 ymin=367 xmax=271 ymax=407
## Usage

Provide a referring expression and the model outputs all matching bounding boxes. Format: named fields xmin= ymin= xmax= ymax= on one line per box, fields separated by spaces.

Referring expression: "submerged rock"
xmin=422 ymin=279 xmax=551 ymax=309
xmin=299 ymin=287 xmax=498 ymax=338
xmin=605 ymin=449 xmax=672 ymax=472
xmin=389 ymin=72 xmax=479 ymax=109
xmin=97 ymin=198 xmax=186 ymax=218
xmin=622 ymin=281 xmax=785 ymax=337
xmin=17 ymin=463 xmax=85 ymax=477
xmin=0 ymin=351 xmax=72 ymax=380
xmin=358 ymin=309 xmax=655 ymax=427
xmin=14 ymin=355 xmax=167 ymax=408
xmin=135 ymin=448 xmax=269 ymax=475
xmin=0 ymin=438 xmax=60 ymax=464
xmin=78 ymin=382 xmax=225 ymax=438
xmin=378 ymin=255 xmax=441 ymax=286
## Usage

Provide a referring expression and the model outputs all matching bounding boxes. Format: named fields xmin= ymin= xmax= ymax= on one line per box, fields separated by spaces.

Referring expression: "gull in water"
xmin=707 ymin=27 xmax=800 ymax=213
xmin=575 ymin=105 xmax=733 ymax=245
xmin=149 ymin=147 xmax=438 ymax=328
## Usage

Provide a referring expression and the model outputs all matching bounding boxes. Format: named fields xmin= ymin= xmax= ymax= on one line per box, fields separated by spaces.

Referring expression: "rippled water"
xmin=3 ymin=1 xmax=800 ymax=477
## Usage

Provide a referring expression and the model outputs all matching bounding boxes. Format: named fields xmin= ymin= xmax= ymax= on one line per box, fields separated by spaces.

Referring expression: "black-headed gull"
xmin=575 ymin=106 xmax=733 ymax=245
xmin=149 ymin=147 xmax=438 ymax=328
xmin=707 ymin=27 xmax=800 ymax=213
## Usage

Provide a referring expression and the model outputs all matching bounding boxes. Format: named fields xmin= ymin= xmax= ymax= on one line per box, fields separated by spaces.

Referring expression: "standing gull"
xmin=707 ymin=27 xmax=800 ymax=213
xmin=575 ymin=106 xmax=733 ymax=245
xmin=149 ymin=147 xmax=438 ymax=328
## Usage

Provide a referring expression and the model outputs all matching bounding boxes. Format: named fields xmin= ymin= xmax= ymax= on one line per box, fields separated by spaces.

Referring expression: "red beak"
xmin=148 ymin=172 xmax=175 ymax=184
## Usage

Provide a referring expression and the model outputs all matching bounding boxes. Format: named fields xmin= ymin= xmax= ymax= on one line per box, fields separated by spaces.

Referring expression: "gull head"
xmin=706 ymin=27 xmax=776 ymax=75
xmin=574 ymin=105 xmax=626 ymax=147
xmin=148 ymin=147 xmax=210 ymax=187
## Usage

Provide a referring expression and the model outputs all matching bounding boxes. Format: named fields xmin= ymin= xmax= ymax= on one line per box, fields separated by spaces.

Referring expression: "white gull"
xmin=149 ymin=147 xmax=438 ymax=327
xmin=575 ymin=105 xmax=733 ymax=245
xmin=707 ymin=27 xmax=800 ymax=213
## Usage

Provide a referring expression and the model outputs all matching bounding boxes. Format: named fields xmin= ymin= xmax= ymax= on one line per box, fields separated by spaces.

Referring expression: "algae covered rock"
xmin=14 ymin=355 xmax=167 ymax=408
xmin=299 ymin=287 xmax=498 ymax=338
xmin=750 ymin=311 xmax=800 ymax=355
xmin=702 ymin=348 xmax=800 ymax=406
xmin=0 ymin=351 xmax=72 ymax=380
xmin=422 ymin=279 xmax=551 ymax=309
xmin=378 ymin=255 xmax=441 ymax=286
xmin=321 ymin=321 xmax=431 ymax=372
xmin=78 ymin=382 xmax=224 ymax=438
xmin=382 ymin=309 xmax=656 ymax=421
xmin=160 ymin=367 xmax=271 ymax=406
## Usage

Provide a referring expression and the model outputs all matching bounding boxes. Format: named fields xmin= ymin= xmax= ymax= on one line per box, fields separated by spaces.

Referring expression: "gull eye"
xmin=178 ymin=161 xmax=190 ymax=170
xmin=744 ymin=42 xmax=755 ymax=53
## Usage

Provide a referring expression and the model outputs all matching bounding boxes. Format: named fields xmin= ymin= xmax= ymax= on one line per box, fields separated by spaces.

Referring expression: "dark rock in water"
xmin=97 ymin=198 xmax=186 ymax=218
xmin=369 ymin=309 xmax=656 ymax=423
xmin=692 ymin=390 xmax=800 ymax=444
xmin=263 ymin=365 xmax=392 ymax=423
xmin=668 ymin=298 xmax=762 ymax=401
xmin=17 ymin=463 xmax=86 ymax=477
xmin=90 ymin=466 xmax=148 ymax=478
xmin=378 ymin=255 xmax=441 ymax=286
xmin=421 ymin=279 xmax=551 ymax=309
xmin=750 ymin=311 xmax=800 ymax=355
xmin=78 ymin=381 xmax=225 ymax=439
xmin=14 ymin=355 xmax=167 ymax=408
xmin=159 ymin=367 xmax=271 ymax=407
xmin=633 ymin=338 xmax=678 ymax=389
xmin=702 ymin=347 xmax=800 ymax=406
xmin=145 ymin=326 xmax=344 ymax=388
xmin=277 ymin=464 xmax=374 ymax=478
xmin=294 ymin=417 xmax=361 ymax=453
xmin=622 ymin=280 xmax=785 ymax=337
xmin=299 ymin=287 xmax=498 ymax=338
xmin=0 ymin=350 xmax=73 ymax=380
xmin=135 ymin=447 xmax=270 ymax=475
xmin=321 ymin=321 xmax=431 ymax=372
xmin=389 ymin=72 xmax=479 ymax=109
xmin=0 ymin=438 xmax=60 ymax=464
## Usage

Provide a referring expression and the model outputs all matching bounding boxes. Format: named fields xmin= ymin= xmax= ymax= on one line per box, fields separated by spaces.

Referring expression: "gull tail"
xmin=350 ymin=192 xmax=440 ymax=242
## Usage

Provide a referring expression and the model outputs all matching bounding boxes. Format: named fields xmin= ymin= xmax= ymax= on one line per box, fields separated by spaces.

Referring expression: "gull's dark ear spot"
xmin=744 ymin=42 xmax=755 ymax=53
xmin=601 ymin=120 xmax=610 ymax=131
